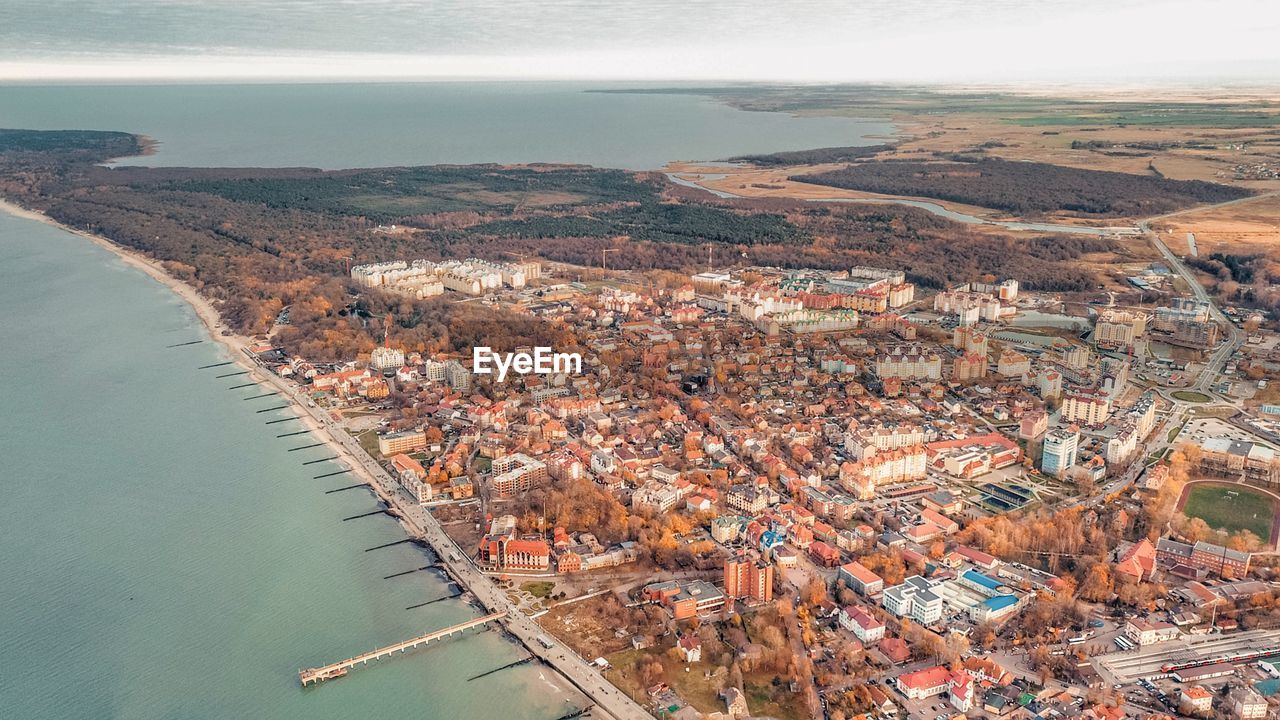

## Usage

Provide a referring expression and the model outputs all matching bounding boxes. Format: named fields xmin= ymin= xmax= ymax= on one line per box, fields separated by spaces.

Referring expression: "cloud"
xmin=1 ymin=0 xmax=1277 ymax=82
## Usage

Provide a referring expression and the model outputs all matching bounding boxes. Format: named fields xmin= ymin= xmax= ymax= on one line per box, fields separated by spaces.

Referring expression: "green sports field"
xmin=1182 ymin=484 xmax=1276 ymax=540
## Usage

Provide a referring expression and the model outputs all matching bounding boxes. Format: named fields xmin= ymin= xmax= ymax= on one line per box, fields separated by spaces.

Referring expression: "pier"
xmin=302 ymin=455 xmax=338 ymax=465
xmin=298 ymin=612 xmax=506 ymax=686
xmin=405 ymin=590 xmax=462 ymax=610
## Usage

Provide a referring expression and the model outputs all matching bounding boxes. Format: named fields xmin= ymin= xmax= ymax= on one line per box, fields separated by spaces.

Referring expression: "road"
xmin=1137 ymin=214 xmax=1245 ymax=399
xmin=239 ymin=353 xmax=653 ymax=720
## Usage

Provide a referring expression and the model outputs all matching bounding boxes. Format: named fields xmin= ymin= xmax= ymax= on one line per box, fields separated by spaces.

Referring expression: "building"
xmin=724 ymin=552 xmax=774 ymax=604
xmin=1041 ymin=426 xmax=1080 ymax=478
xmin=1095 ymin=309 xmax=1148 ymax=350
xmin=642 ymin=579 xmax=725 ymax=620
xmin=1020 ymin=410 xmax=1049 ymax=440
xmin=1181 ymin=686 xmax=1214 ymax=715
xmin=370 ymin=345 xmax=406 ymax=372
xmin=875 ymin=344 xmax=942 ymax=380
xmin=1115 ymin=539 xmax=1157 ymax=582
xmin=996 ymin=350 xmax=1031 ymax=379
xmin=378 ymin=430 xmax=427 ymax=456
xmin=838 ymin=561 xmax=884 ymax=596
xmin=882 ymin=575 xmax=944 ymax=625
xmin=839 ymin=446 xmax=928 ymax=497
xmin=477 ymin=515 xmax=551 ymax=572
xmin=1196 ymin=438 xmax=1280 ymax=486
xmin=490 ymin=453 xmax=547 ymax=497
xmin=953 ymin=352 xmax=988 ymax=382
xmin=1061 ymin=391 xmax=1111 ymax=426
xmin=1230 ymin=687 xmax=1267 ymax=720
xmin=839 ymin=604 xmax=885 ymax=643
xmin=953 ymin=326 xmax=989 ymax=356
xmin=1157 ymin=537 xmax=1251 ymax=578
xmin=949 ymin=671 xmax=975 ymax=713
xmin=677 ymin=635 xmax=702 ymax=663
xmin=897 ymin=665 xmax=953 ymax=700
xmin=1125 ymin=617 xmax=1180 ymax=646
xmin=727 ymin=484 xmax=770 ymax=514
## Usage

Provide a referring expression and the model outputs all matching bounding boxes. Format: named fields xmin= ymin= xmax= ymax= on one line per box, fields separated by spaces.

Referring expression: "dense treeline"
xmin=1187 ymin=252 xmax=1261 ymax=284
xmin=725 ymin=144 xmax=891 ymax=166
xmin=795 ymin=157 xmax=1252 ymax=217
xmin=174 ymin=165 xmax=655 ymax=220
xmin=472 ymin=200 xmax=808 ymax=245
xmin=0 ymin=128 xmax=141 ymax=157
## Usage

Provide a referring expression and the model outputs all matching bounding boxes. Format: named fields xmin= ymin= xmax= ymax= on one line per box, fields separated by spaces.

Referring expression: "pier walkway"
xmin=299 ymin=612 xmax=505 ymax=685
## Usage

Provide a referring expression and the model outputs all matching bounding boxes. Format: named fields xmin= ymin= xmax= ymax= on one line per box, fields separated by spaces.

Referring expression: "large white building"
xmin=370 ymin=346 xmax=406 ymax=372
xmin=882 ymin=575 xmax=944 ymax=625
xmin=1041 ymin=427 xmax=1080 ymax=478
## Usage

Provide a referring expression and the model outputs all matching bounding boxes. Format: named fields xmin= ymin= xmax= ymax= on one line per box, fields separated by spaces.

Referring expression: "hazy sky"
xmin=2 ymin=0 xmax=1278 ymax=83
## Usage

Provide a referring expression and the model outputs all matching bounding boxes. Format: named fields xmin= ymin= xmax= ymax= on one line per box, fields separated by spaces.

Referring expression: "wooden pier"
xmin=298 ymin=612 xmax=505 ymax=686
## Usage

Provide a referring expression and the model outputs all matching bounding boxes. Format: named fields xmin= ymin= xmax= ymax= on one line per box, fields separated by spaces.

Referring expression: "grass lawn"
xmin=1172 ymin=390 xmax=1212 ymax=403
xmin=355 ymin=429 xmax=382 ymax=458
xmin=1183 ymin=483 xmax=1276 ymax=539
xmin=521 ymin=581 xmax=555 ymax=599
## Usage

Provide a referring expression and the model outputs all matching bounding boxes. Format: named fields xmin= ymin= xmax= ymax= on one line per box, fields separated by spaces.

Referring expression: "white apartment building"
xmin=1062 ymin=392 xmax=1111 ymax=426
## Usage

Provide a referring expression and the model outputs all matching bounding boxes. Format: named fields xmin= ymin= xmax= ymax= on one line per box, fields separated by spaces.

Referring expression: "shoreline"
xmin=0 ymin=196 xmax=645 ymax=720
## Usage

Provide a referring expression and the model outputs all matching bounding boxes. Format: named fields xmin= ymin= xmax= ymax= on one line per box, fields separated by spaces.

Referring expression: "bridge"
xmin=299 ymin=612 xmax=506 ymax=686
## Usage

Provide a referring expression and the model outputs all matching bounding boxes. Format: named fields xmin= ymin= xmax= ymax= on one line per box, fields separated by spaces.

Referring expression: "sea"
xmin=0 ymin=82 xmax=891 ymax=169
xmin=0 ymin=83 xmax=887 ymax=718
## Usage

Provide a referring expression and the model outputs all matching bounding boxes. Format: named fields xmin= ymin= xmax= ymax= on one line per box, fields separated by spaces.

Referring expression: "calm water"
xmin=0 ymin=82 xmax=891 ymax=169
xmin=0 ymin=210 xmax=584 ymax=718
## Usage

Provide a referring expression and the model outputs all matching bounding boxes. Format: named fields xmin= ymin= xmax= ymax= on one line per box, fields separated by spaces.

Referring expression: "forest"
xmin=0 ymin=129 xmax=1121 ymax=358
xmin=794 ymin=157 xmax=1252 ymax=217
xmin=724 ymin=144 xmax=891 ymax=166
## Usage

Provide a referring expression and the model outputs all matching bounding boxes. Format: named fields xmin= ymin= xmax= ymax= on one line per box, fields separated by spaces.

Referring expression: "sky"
xmin=1 ymin=0 xmax=1278 ymax=83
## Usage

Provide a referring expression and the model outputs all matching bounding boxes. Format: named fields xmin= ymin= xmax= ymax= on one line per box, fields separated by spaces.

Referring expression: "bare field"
xmin=1151 ymin=193 xmax=1280 ymax=254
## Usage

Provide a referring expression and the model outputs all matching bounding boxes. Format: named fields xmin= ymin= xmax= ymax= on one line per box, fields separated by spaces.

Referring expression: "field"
xmin=1151 ymin=193 xmax=1280 ymax=256
xmin=1181 ymin=483 xmax=1277 ymax=540
xmin=1172 ymin=390 xmax=1212 ymax=403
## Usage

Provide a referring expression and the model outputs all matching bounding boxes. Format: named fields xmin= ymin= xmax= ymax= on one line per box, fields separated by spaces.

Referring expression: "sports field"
xmin=1181 ymin=483 xmax=1276 ymax=540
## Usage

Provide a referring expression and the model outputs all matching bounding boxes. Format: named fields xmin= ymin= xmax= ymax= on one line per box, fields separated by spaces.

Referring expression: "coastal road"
xmin=235 ymin=353 xmax=653 ymax=720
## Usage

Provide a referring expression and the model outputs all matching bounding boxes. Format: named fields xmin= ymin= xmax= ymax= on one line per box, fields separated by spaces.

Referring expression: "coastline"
xmin=0 ymin=196 xmax=647 ymax=720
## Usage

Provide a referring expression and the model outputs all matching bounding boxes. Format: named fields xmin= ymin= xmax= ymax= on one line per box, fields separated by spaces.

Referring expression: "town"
xmin=242 ymin=240 xmax=1280 ymax=720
